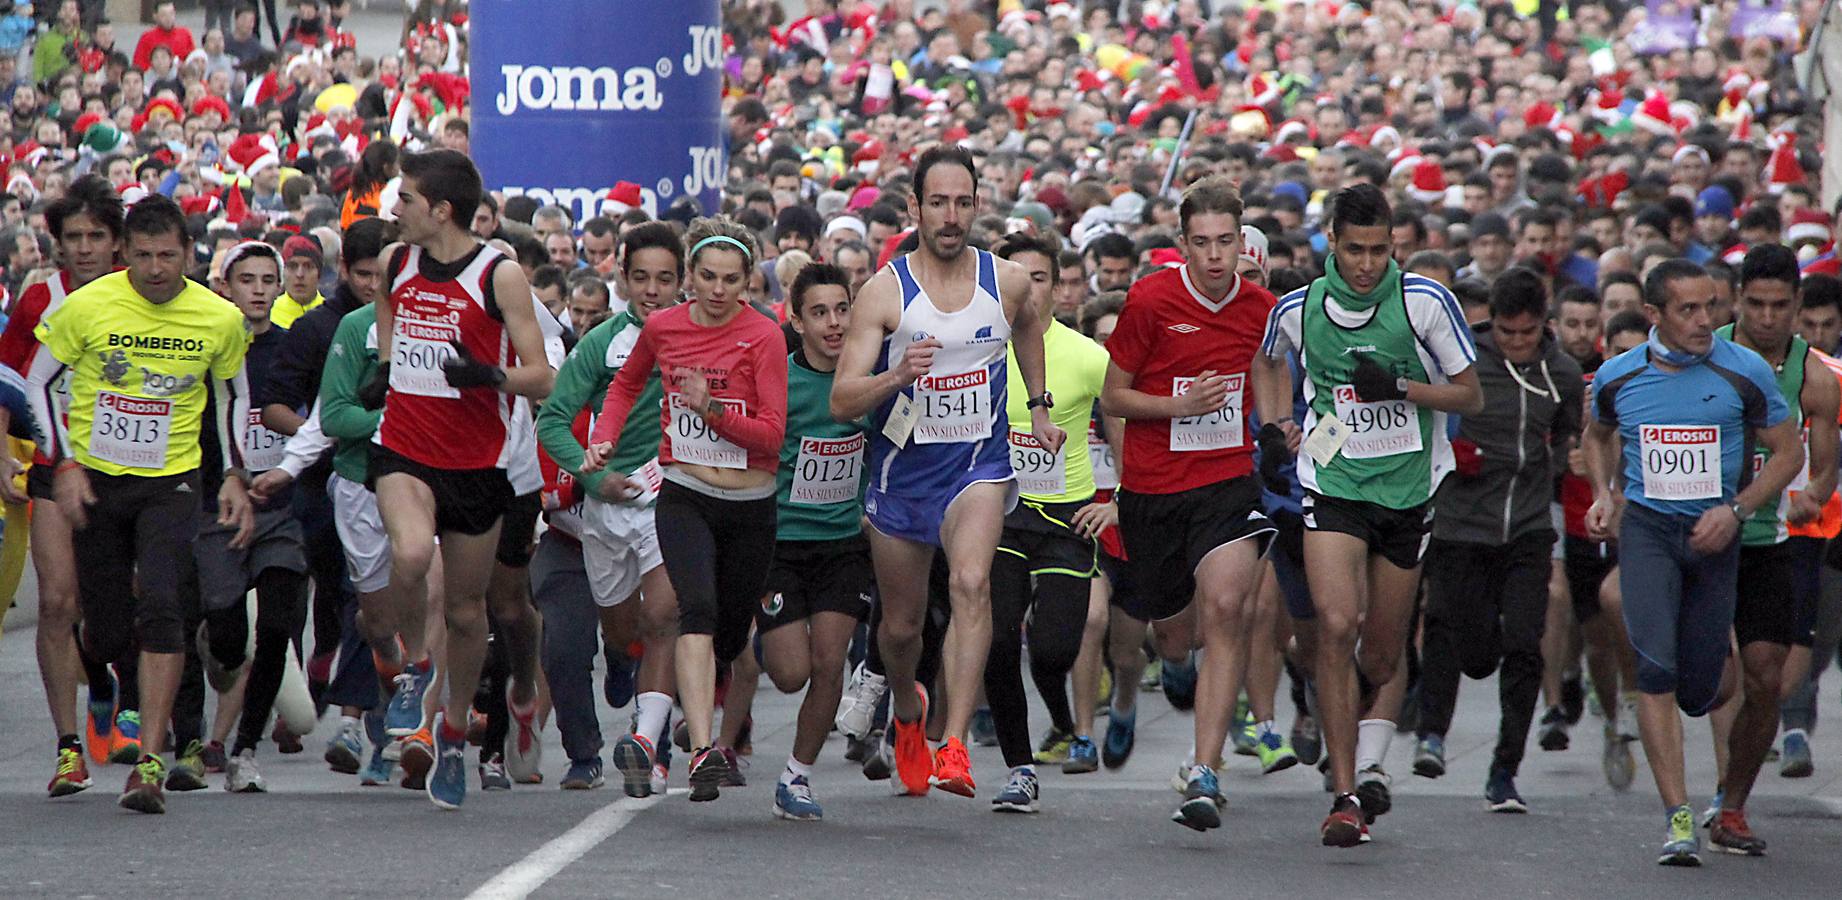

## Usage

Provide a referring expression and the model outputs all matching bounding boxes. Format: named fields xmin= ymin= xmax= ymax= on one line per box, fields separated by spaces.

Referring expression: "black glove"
xmin=1351 ymin=355 xmax=1406 ymax=403
xmin=443 ymin=340 xmax=506 ymax=389
xmin=357 ymin=362 xmax=390 ymax=410
xmin=1257 ymin=422 xmax=1292 ymax=495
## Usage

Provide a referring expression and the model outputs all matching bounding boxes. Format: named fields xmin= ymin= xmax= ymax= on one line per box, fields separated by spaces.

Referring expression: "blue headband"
xmin=691 ymin=235 xmax=753 ymax=264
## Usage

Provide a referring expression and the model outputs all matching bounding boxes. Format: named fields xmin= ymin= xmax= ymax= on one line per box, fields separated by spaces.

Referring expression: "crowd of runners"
xmin=0 ymin=0 xmax=1838 ymax=872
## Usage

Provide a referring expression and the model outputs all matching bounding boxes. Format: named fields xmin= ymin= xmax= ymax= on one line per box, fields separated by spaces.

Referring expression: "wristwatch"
xmin=1027 ymin=392 xmax=1054 ymax=411
xmin=1729 ymin=501 xmax=1748 ymax=522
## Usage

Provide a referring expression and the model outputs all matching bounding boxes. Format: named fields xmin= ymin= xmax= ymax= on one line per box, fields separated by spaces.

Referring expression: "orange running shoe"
xmin=930 ymin=737 xmax=976 ymax=797
xmin=398 ymin=728 xmax=435 ymax=790
xmin=107 ymin=711 xmax=142 ymax=765
xmin=84 ymin=698 xmax=116 ymax=767
xmin=889 ymin=684 xmax=932 ymax=797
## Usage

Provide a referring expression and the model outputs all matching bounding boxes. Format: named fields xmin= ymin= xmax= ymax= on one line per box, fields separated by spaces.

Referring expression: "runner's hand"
xmin=53 ymin=464 xmax=94 ymax=530
xmin=1787 ymin=492 xmax=1822 ymax=526
xmin=581 ymin=441 xmax=614 ymax=473
xmin=892 ymin=337 xmax=941 ymax=385
xmin=1070 ymin=499 xmax=1117 ymax=539
xmin=1257 ymin=422 xmax=1292 ymax=495
xmin=0 ymin=454 xmax=26 ymax=504
xmin=1030 ymin=408 xmax=1066 ymax=455
xmin=443 ymin=340 xmax=507 ymax=389
xmin=1351 ymin=355 xmax=1407 ymax=403
xmin=357 ymin=362 xmax=390 ymax=410
xmin=1688 ymin=504 xmax=1740 ymax=556
xmin=1278 ymin=420 xmax=1302 ymax=452
xmin=1585 ymin=494 xmax=1621 ymax=542
xmin=218 ymin=476 xmax=256 ymax=550
xmin=678 ymin=367 xmax=715 ymax=419
xmin=249 ymin=468 xmax=294 ymax=504
xmin=1177 ymin=370 xmax=1231 ymax=417
xmin=593 ymin=473 xmax=649 ymax=503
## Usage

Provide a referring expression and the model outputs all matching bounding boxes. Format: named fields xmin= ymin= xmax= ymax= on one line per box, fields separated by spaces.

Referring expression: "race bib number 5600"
xmin=390 ymin=318 xmax=460 ymax=399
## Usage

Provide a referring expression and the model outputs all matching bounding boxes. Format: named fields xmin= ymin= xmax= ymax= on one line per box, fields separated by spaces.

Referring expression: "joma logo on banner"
xmin=494 ymin=64 xmax=666 ymax=115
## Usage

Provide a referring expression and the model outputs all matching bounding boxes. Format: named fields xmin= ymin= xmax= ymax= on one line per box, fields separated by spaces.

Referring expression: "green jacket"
xmin=535 ymin=311 xmax=663 ymax=500
xmin=317 ymin=305 xmax=381 ymax=484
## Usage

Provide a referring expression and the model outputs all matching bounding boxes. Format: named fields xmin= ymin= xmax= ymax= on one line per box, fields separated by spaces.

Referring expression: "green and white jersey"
xmin=1260 ymin=271 xmax=1478 ymax=509
xmin=1715 ymin=323 xmax=1807 ymax=547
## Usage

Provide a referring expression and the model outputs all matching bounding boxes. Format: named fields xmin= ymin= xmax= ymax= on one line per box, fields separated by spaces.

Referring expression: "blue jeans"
xmin=1617 ymin=503 xmax=1739 ymax=715
xmin=532 ymin=531 xmax=603 ymax=764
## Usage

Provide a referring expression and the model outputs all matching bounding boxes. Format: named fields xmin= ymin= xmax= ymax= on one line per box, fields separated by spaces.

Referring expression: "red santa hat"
xmin=1523 ymin=103 xmax=1559 ymax=132
xmin=191 ymin=95 xmax=232 ymax=123
xmin=604 ymin=181 xmax=644 ymax=213
xmin=1765 ymin=134 xmax=1805 ymax=194
xmin=1630 ymin=93 xmax=1676 ymax=136
xmin=1073 ymin=69 xmax=1107 ymax=95
xmin=1388 ymin=154 xmax=1422 ymax=184
xmin=1274 ymin=119 xmax=1313 ymax=146
xmin=1245 ymin=72 xmax=1280 ymax=108
xmin=1729 ymin=106 xmax=1754 ymax=144
xmin=1787 ymin=209 xmax=1832 ymax=246
xmin=226 ymin=132 xmax=280 ymax=176
xmin=1408 ymin=158 xmax=1447 ymax=204
xmin=180 ymin=194 xmax=223 ymax=218
xmin=1721 ymin=243 xmax=1748 ymax=266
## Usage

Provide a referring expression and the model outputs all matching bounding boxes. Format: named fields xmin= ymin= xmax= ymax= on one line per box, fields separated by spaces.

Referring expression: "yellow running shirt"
xmin=35 ymin=271 xmax=250 ymax=478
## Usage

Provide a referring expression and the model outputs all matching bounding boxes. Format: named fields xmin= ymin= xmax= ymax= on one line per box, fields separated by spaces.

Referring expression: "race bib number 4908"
xmin=1641 ymin=424 xmax=1720 ymax=500
xmin=1332 ymin=385 xmax=1421 ymax=459
xmin=89 ymin=391 xmax=171 ymax=468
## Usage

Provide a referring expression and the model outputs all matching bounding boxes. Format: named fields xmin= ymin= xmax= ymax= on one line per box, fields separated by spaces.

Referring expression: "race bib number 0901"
xmin=1641 ymin=424 xmax=1720 ymax=500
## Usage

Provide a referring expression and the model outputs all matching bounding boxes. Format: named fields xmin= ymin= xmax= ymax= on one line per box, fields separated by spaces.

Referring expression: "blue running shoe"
xmin=1413 ymin=734 xmax=1446 ymax=779
xmin=991 ymin=766 xmax=1040 ymax=813
xmin=561 ymin=759 xmax=605 ymax=790
xmin=1780 ymin=729 xmax=1813 ymax=778
xmin=971 ymin=706 xmax=998 ymax=747
xmin=1171 ymin=764 xmax=1224 ymax=831
xmin=1660 ymin=805 xmax=1702 ymax=866
xmin=1063 ymin=736 xmax=1099 ymax=774
xmin=384 ymin=662 xmax=434 ymax=737
xmin=774 ymin=775 xmax=823 ymax=820
xmin=359 ymin=709 xmax=394 ymax=786
xmin=1102 ymin=706 xmax=1137 ymax=770
xmin=1700 ymin=789 xmax=1724 ymax=829
xmin=603 ymin=649 xmax=635 ymax=710
xmin=1161 ymin=653 xmax=1198 ymax=712
xmin=612 ymin=733 xmax=657 ymax=798
xmin=427 ymin=714 xmax=467 ymax=810
xmin=1485 ymin=767 xmax=1527 ymax=813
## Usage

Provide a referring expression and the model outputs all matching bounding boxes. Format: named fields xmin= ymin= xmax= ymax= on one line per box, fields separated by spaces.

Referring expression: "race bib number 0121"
xmin=790 ymin=434 xmax=864 ymax=505
xmin=1641 ymin=424 xmax=1720 ymax=500
xmin=89 ymin=391 xmax=171 ymax=468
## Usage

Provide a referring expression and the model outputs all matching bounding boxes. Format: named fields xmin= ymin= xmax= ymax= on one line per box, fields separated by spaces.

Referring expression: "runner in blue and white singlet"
xmin=864 ymin=246 xmax=1016 ymax=544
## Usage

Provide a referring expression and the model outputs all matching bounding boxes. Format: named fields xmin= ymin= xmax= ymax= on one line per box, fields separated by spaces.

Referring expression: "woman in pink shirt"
xmin=585 ymin=217 xmax=788 ymax=802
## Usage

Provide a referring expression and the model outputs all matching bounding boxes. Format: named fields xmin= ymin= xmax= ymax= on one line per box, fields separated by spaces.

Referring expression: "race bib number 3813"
xmin=1640 ymin=424 xmax=1720 ymax=500
xmin=90 ymin=391 xmax=172 ymax=468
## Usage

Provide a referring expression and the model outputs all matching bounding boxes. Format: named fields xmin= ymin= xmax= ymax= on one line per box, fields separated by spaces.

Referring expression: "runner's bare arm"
xmin=1402 ymin=365 xmax=1484 ymax=415
xmin=492 ymin=261 xmax=555 ymax=401
xmin=1581 ymin=417 xmax=1623 ymax=541
xmin=374 ymin=241 xmax=401 ymax=367
xmin=1739 ymin=416 xmax=1806 ymax=518
xmin=1000 ymin=257 xmax=1062 ymax=452
xmin=830 ymin=268 xmax=922 ymax=422
xmin=1250 ymin=351 xmax=1297 ymax=438
xmin=1797 ymin=351 xmax=1841 ymax=516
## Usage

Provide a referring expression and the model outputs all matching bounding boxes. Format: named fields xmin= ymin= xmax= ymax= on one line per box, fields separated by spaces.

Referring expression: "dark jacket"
xmin=260 ymin=281 xmax=366 ymax=412
xmin=1432 ymin=322 xmax=1585 ymax=545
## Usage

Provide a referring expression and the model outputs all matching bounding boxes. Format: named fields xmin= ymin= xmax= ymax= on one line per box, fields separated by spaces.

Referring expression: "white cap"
xmin=1239 ymin=225 xmax=1268 ymax=273
xmin=823 ymin=215 xmax=866 ymax=240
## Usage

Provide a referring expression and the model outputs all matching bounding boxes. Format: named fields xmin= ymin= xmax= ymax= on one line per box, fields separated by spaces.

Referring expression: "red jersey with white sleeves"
xmin=376 ymin=243 xmax=518 ymax=470
xmin=1106 ymin=265 xmax=1276 ymax=494
xmin=590 ymin=302 xmax=787 ymax=475
xmin=0 ymin=271 xmax=74 ymax=466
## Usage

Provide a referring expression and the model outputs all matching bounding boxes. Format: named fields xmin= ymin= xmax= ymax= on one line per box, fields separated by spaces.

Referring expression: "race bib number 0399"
xmin=1009 ymin=431 xmax=1066 ymax=495
xmin=1641 ymin=424 xmax=1720 ymax=500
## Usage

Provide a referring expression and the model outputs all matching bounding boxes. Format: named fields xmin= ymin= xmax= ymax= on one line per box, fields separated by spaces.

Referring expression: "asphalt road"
xmin=1 ymin=585 xmax=1839 ymax=898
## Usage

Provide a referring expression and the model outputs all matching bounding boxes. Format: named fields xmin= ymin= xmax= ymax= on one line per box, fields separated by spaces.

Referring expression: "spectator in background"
xmin=132 ymin=1 xmax=195 ymax=70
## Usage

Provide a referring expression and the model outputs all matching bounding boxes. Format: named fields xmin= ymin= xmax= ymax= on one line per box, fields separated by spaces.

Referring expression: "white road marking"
xmin=466 ymin=789 xmax=682 ymax=899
